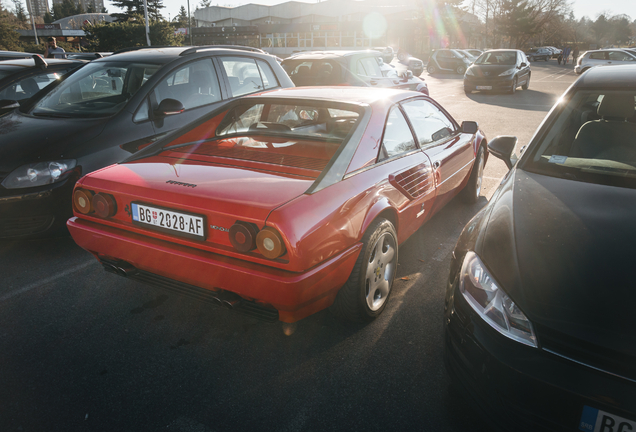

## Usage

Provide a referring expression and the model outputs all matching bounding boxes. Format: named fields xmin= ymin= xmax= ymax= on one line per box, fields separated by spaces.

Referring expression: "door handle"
xmin=370 ymin=79 xmax=378 ymax=85
xmin=433 ymin=160 xmax=441 ymax=169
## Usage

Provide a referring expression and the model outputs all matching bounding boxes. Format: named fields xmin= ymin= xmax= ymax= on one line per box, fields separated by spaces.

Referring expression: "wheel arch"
xmin=359 ymin=200 xmax=399 ymax=242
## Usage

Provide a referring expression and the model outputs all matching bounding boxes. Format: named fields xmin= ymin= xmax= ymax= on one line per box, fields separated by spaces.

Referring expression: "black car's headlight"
xmin=499 ymin=68 xmax=515 ymax=77
xmin=2 ymin=160 xmax=77 ymax=189
xmin=459 ymin=251 xmax=537 ymax=347
xmin=465 ymin=68 xmax=475 ymax=76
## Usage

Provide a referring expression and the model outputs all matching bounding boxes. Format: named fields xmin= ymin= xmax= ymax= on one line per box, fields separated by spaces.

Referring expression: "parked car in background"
xmin=546 ymin=46 xmax=562 ymax=58
xmin=67 ymin=86 xmax=486 ymax=323
xmin=456 ymin=49 xmax=477 ymax=64
xmin=575 ymin=49 xmax=636 ymax=74
xmin=427 ymin=49 xmax=472 ymax=75
xmin=281 ymin=51 xmax=428 ymax=95
xmin=0 ymin=51 xmax=37 ymax=61
xmin=464 ymin=50 xmax=531 ymax=94
xmin=373 ymin=46 xmax=395 ymax=63
xmin=445 ymin=64 xmax=636 ymax=432
xmin=525 ymin=47 xmax=552 ymax=62
xmin=0 ymin=56 xmax=85 ymax=115
xmin=0 ymin=46 xmax=293 ymax=239
xmin=464 ymin=49 xmax=483 ymax=58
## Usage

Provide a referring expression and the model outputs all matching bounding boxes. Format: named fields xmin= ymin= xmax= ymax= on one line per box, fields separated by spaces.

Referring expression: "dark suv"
xmin=281 ymin=51 xmax=428 ymax=95
xmin=0 ymin=46 xmax=293 ymax=238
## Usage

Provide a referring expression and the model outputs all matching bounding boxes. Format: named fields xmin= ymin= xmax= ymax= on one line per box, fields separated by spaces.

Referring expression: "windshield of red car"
xmin=522 ymin=90 xmax=636 ymax=189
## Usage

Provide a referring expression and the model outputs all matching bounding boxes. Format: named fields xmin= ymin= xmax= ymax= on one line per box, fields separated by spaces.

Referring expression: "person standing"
xmin=572 ymin=45 xmax=580 ymax=64
xmin=44 ymin=37 xmax=65 ymax=59
xmin=564 ymin=46 xmax=571 ymax=64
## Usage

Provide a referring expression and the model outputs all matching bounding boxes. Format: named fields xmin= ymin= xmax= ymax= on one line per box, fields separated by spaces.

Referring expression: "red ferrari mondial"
xmin=68 ymin=87 xmax=487 ymax=323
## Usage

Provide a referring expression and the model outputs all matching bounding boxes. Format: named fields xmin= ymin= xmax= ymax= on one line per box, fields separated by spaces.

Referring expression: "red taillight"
xmin=229 ymin=221 xmax=259 ymax=253
xmin=92 ymin=193 xmax=117 ymax=218
xmin=73 ymin=189 xmax=94 ymax=214
xmin=256 ymin=227 xmax=286 ymax=259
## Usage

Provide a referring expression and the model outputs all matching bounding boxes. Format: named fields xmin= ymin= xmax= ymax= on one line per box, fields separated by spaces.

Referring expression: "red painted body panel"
xmin=67 ymin=217 xmax=361 ymax=323
xmin=67 ymin=87 xmax=486 ymax=322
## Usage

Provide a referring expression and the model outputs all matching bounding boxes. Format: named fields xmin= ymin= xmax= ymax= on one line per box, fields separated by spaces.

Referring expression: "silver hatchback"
xmin=575 ymin=49 xmax=636 ymax=74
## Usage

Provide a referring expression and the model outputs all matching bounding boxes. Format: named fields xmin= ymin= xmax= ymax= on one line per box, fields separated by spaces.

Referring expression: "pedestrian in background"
xmin=44 ymin=37 xmax=65 ymax=59
xmin=573 ymin=45 xmax=580 ymax=64
xmin=564 ymin=46 xmax=571 ymax=64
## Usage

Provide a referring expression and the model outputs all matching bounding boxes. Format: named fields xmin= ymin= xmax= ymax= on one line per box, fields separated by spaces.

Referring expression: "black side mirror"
xmin=154 ymin=98 xmax=184 ymax=118
xmin=0 ymin=99 xmax=20 ymax=110
xmin=488 ymin=136 xmax=518 ymax=170
xmin=519 ymin=62 xmax=527 ymax=68
xmin=461 ymin=121 xmax=479 ymax=134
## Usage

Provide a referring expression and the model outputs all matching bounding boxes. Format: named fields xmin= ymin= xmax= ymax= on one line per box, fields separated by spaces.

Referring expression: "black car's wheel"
xmin=528 ymin=56 xmax=534 ymax=62
xmin=330 ymin=218 xmax=398 ymax=322
xmin=427 ymin=64 xmax=437 ymax=74
xmin=461 ymin=146 xmax=485 ymax=204
xmin=522 ymin=74 xmax=530 ymax=90
xmin=456 ymin=65 xmax=466 ymax=75
xmin=509 ymin=76 xmax=517 ymax=94
xmin=545 ymin=56 xmax=549 ymax=61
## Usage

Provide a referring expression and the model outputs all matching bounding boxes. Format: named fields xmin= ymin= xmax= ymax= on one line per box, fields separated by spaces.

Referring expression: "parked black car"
xmin=427 ymin=49 xmax=472 ymax=75
xmin=0 ymin=46 xmax=293 ymax=238
xmin=525 ymin=47 xmax=552 ymax=61
xmin=464 ymin=49 xmax=531 ymax=94
xmin=0 ymin=50 xmax=36 ymax=61
xmin=445 ymin=64 xmax=636 ymax=432
xmin=0 ymin=56 xmax=85 ymax=115
xmin=281 ymin=51 xmax=428 ymax=95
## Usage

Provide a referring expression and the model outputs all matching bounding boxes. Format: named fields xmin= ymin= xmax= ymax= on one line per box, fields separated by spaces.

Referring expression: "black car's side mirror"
xmin=488 ymin=136 xmax=518 ymax=170
xmin=519 ymin=62 xmax=527 ymax=68
xmin=154 ymin=98 xmax=185 ymax=117
xmin=0 ymin=99 xmax=20 ymax=110
xmin=461 ymin=121 xmax=479 ymax=134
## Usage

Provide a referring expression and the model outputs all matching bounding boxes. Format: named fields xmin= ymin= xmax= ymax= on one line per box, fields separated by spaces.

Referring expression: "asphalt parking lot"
xmin=0 ymin=61 xmax=578 ymax=432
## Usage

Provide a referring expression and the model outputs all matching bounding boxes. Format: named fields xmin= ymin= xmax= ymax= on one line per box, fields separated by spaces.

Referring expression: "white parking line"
xmin=0 ymin=260 xmax=98 ymax=303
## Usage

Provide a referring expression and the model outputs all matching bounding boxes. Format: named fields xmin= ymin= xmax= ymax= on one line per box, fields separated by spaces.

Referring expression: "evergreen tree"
xmin=43 ymin=11 xmax=54 ymax=23
xmin=11 ymin=0 xmax=27 ymax=24
xmin=199 ymin=0 xmax=211 ymax=8
xmin=112 ymin=0 xmax=164 ymax=21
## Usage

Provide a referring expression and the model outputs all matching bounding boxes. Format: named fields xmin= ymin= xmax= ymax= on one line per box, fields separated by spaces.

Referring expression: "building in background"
xmin=51 ymin=0 xmax=105 ymax=14
xmin=26 ymin=0 xmax=50 ymax=18
xmin=193 ymin=0 xmax=430 ymax=56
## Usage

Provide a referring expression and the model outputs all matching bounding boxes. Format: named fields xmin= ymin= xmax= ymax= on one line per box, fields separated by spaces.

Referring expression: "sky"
xmin=104 ymin=0 xmax=636 ymax=26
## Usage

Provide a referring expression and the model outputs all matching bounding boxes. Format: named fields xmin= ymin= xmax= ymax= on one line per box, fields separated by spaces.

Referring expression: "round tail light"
xmin=229 ymin=221 xmax=259 ymax=253
xmin=256 ymin=227 xmax=286 ymax=259
xmin=73 ymin=189 xmax=94 ymax=214
xmin=92 ymin=193 xmax=117 ymax=218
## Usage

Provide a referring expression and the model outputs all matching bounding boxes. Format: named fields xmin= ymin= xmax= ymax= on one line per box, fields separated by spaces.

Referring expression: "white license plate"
xmin=579 ymin=405 xmax=636 ymax=432
xmin=131 ymin=203 xmax=205 ymax=240
xmin=476 ymin=86 xmax=492 ymax=90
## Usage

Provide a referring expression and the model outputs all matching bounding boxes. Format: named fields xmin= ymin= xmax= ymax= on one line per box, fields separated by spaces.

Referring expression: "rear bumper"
xmin=68 ymin=217 xmax=361 ymax=322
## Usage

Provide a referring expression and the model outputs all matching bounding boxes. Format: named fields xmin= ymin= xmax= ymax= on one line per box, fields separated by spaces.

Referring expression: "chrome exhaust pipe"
xmin=221 ymin=299 xmax=241 ymax=309
xmin=114 ymin=262 xmax=137 ymax=277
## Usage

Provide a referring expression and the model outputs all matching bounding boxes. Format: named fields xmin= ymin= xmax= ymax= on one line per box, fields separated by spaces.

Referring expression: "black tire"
xmin=522 ymin=73 xmax=530 ymax=90
xmin=509 ymin=76 xmax=517 ymax=94
xmin=456 ymin=65 xmax=466 ymax=75
xmin=330 ymin=219 xmax=398 ymax=322
xmin=528 ymin=56 xmax=534 ymax=62
xmin=461 ymin=146 xmax=485 ymax=204
xmin=427 ymin=64 xmax=436 ymax=74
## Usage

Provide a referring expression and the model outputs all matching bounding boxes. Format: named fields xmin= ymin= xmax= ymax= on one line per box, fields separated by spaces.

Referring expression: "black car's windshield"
xmin=30 ymin=61 xmax=160 ymax=118
xmin=475 ymin=51 xmax=517 ymax=65
xmin=0 ymin=70 xmax=14 ymax=80
xmin=522 ymin=89 xmax=636 ymax=188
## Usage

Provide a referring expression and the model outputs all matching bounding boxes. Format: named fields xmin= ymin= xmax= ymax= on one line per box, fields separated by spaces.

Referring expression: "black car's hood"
xmin=480 ymin=169 xmax=636 ymax=360
xmin=469 ymin=64 xmax=517 ymax=77
xmin=0 ymin=110 xmax=107 ymax=169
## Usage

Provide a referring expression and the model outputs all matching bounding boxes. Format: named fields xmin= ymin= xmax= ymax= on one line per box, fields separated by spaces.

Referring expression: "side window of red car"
xmin=378 ymin=106 xmax=417 ymax=161
xmin=401 ymin=99 xmax=455 ymax=146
